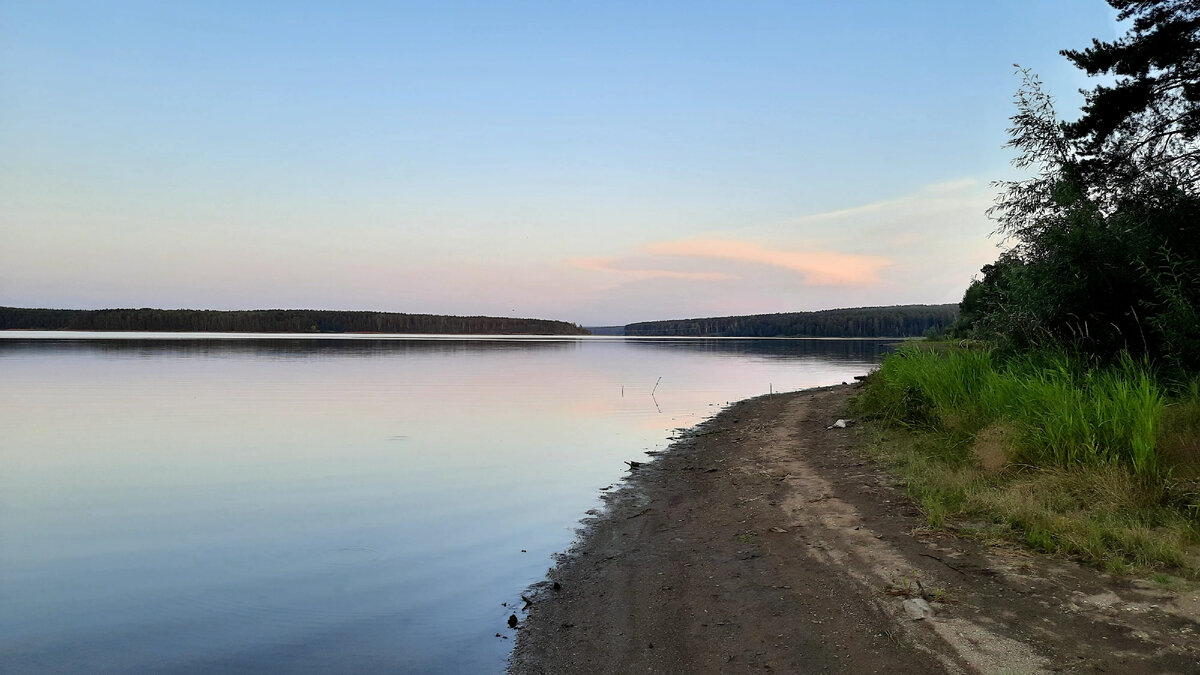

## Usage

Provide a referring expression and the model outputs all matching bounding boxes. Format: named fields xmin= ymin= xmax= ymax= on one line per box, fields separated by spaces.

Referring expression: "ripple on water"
xmin=317 ymin=546 xmax=382 ymax=566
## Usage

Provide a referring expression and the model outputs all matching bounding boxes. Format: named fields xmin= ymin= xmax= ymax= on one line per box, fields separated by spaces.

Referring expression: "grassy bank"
xmin=852 ymin=345 xmax=1200 ymax=577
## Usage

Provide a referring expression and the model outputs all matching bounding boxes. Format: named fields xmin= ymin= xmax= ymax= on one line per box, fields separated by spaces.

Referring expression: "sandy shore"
xmin=510 ymin=385 xmax=1200 ymax=674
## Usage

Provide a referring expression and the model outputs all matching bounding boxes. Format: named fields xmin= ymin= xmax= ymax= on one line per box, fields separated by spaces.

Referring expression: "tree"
xmin=1062 ymin=0 xmax=1200 ymax=188
xmin=963 ymin=3 xmax=1200 ymax=374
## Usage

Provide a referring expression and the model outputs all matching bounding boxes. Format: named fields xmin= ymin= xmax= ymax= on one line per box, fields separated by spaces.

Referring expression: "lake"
xmin=0 ymin=333 xmax=893 ymax=673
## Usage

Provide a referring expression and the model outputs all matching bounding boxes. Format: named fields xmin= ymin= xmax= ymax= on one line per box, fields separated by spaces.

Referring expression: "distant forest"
xmin=584 ymin=326 xmax=626 ymax=336
xmin=0 ymin=307 xmax=590 ymax=335
xmin=624 ymin=304 xmax=959 ymax=338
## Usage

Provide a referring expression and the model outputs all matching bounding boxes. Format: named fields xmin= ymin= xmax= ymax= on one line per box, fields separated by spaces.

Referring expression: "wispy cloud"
xmin=783 ymin=177 xmax=984 ymax=228
xmin=924 ymin=177 xmax=980 ymax=193
xmin=568 ymin=257 xmax=733 ymax=281
xmin=643 ymin=238 xmax=891 ymax=286
xmin=554 ymin=178 xmax=998 ymax=322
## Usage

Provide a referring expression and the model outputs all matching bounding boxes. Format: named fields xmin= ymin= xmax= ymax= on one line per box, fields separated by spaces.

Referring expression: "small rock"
xmin=508 ymin=614 xmax=519 ymax=628
xmin=903 ymin=597 xmax=935 ymax=620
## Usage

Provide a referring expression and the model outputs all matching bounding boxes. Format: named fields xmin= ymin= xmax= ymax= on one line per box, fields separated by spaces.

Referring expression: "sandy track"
xmin=510 ymin=385 xmax=1200 ymax=674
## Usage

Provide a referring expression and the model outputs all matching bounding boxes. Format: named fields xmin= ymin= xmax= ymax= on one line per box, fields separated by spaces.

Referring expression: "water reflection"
xmin=0 ymin=334 xmax=889 ymax=673
xmin=0 ymin=335 xmax=577 ymax=358
xmin=0 ymin=333 xmax=901 ymax=361
xmin=623 ymin=337 xmax=900 ymax=361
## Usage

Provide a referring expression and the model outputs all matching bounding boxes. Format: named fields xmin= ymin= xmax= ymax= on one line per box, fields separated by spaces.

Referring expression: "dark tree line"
xmin=954 ymin=0 xmax=1200 ymax=376
xmin=0 ymin=307 xmax=590 ymax=336
xmin=625 ymin=304 xmax=958 ymax=338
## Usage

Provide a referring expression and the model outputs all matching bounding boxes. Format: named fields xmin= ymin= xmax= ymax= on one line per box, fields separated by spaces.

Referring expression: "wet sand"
xmin=510 ymin=385 xmax=1200 ymax=674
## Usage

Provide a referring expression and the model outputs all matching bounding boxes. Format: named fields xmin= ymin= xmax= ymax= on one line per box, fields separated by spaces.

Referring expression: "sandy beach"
xmin=510 ymin=385 xmax=1200 ymax=674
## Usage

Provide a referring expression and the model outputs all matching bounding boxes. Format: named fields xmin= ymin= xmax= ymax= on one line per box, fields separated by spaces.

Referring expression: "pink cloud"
xmin=643 ymin=238 xmax=891 ymax=286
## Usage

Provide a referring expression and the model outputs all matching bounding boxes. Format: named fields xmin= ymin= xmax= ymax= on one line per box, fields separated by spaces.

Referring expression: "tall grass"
xmin=853 ymin=345 xmax=1200 ymax=575
xmin=857 ymin=346 xmax=1165 ymax=476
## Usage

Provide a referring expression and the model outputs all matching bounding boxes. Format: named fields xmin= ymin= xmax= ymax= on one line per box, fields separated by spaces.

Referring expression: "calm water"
xmin=0 ymin=333 xmax=892 ymax=673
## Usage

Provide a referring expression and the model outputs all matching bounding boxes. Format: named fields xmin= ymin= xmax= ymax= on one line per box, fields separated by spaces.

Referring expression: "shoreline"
xmin=0 ymin=329 xmax=911 ymax=340
xmin=510 ymin=385 xmax=1200 ymax=673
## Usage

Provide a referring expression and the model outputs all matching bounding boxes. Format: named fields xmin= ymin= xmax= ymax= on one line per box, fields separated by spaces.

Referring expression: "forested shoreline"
xmin=0 ymin=307 xmax=590 ymax=335
xmin=624 ymin=304 xmax=957 ymax=337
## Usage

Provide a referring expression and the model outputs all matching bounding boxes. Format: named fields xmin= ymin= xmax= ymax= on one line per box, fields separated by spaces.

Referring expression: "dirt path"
xmin=509 ymin=385 xmax=1200 ymax=674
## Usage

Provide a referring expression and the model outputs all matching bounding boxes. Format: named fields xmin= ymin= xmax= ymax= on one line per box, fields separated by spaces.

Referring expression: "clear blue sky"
xmin=1 ymin=1 xmax=1118 ymax=324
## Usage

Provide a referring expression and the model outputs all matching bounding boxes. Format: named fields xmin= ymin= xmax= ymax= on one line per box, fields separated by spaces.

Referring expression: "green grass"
xmin=853 ymin=346 xmax=1200 ymax=577
xmin=855 ymin=346 xmax=1169 ymax=476
xmin=1159 ymin=376 xmax=1200 ymax=478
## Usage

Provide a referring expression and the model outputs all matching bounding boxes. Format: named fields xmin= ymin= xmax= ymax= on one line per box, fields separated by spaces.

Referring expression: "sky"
xmin=0 ymin=1 xmax=1121 ymax=325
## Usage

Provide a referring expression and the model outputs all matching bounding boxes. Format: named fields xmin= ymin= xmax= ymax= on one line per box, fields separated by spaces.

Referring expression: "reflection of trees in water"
xmin=0 ymin=337 xmax=580 ymax=359
xmin=0 ymin=336 xmax=900 ymax=362
xmin=623 ymin=338 xmax=901 ymax=363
